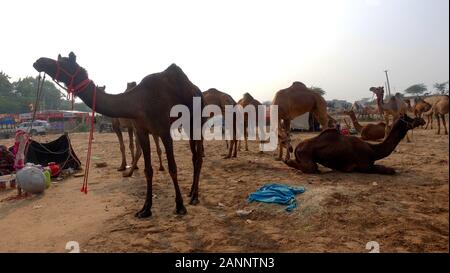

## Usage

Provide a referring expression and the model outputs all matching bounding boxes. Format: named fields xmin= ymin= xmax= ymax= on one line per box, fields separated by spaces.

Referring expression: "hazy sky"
xmin=1 ymin=0 xmax=448 ymax=103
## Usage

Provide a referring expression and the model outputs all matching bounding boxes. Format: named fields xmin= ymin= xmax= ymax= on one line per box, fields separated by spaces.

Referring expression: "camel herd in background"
xmin=33 ymin=52 xmax=449 ymax=218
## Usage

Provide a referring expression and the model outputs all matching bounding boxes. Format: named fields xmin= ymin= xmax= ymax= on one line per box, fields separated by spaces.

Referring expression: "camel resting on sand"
xmin=273 ymin=81 xmax=330 ymax=161
xmin=202 ymin=88 xmax=238 ymax=158
xmin=343 ymin=110 xmax=386 ymax=141
xmin=284 ymin=114 xmax=425 ymax=175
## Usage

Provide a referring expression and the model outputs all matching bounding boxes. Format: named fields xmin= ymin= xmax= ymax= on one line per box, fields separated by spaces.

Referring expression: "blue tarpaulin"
xmin=247 ymin=183 xmax=306 ymax=212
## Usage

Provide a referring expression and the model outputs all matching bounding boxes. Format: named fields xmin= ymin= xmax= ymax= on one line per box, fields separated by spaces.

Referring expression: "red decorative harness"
xmin=51 ymin=59 xmax=96 ymax=194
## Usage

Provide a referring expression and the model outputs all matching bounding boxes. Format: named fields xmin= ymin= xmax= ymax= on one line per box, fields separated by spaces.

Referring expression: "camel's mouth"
xmin=33 ymin=57 xmax=54 ymax=73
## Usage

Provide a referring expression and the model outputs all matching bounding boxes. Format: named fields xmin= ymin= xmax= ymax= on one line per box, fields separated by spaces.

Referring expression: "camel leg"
xmin=114 ymin=125 xmax=127 ymax=171
xmin=283 ymin=119 xmax=291 ymax=161
xmin=360 ymin=164 xmax=396 ymax=175
xmin=161 ymin=133 xmax=186 ymax=214
xmin=123 ymin=135 xmax=142 ymax=177
xmin=441 ymin=114 xmax=448 ymax=135
xmin=233 ymin=140 xmax=238 ymax=157
xmin=134 ymin=130 xmax=153 ymax=218
xmin=128 ymin=128 xmax=135 ymax=166
xmin=284 ymin=157 xmax=319 ymax=174
xmin=152 ymin=135 xmax=165 ymax=171
xmin=188 ymin=140 xmax=203 ymax=205
xmin=436 ymin=113 xmax=441 ymax=135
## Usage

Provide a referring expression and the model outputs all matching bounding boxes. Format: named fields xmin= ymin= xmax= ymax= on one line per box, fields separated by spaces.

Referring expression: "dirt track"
xmin=0 ymin=127 xmax=448 ymax=253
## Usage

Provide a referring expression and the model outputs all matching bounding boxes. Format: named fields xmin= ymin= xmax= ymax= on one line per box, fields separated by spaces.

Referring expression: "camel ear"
xmin=57 ymin=54 xmax=62 ymax=61
xmin=68 ymin=52 xmax=77 ymax=63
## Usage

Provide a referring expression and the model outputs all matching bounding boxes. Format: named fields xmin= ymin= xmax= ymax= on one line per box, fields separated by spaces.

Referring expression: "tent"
xmin=25 ymin=133 xmax=81 ymax=170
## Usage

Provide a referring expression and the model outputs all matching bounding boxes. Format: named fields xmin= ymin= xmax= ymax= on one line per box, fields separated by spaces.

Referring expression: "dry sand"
xmin=0 ymin=127 xmax=448 ymax=253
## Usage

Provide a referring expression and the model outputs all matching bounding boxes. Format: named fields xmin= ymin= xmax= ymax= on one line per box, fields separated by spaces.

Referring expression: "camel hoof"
xmin=135 ymin=209 xmax=152 ymax=218
xmin=134 ymin=166 xmax=139 ymax=170
xmin=223 ymin=155 xmax=231 ymax=159
xmin=117 ymin=166 xmax=126 ymax=171
xmin=175 ymin=206 xmax=187 ymax=215
xmin=122 ymin=170 xmax=133 ymax=177
xmin=159 ymin=166 xmax=165 ymax=171
xmin=189 ymin=198 xmax=200 ymax=206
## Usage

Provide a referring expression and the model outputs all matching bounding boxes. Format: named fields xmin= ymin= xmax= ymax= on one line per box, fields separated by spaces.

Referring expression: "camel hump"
xmin=292 ymin=81 xmax=307 ymax=88
xmin=243 ymin=92 xmax=254 ymax=100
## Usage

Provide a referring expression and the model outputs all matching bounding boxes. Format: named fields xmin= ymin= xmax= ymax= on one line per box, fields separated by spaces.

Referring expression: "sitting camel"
xmin=237 ymin=92 xmax=264 ymax=152
xmin=343 ymin=110 xmax=386 ymax=141
xmin=273 ymin=81 xmax=329 ymax=161
xmin=370 ymin=87 xmax=410 ymax=142
xmin=202 ymin=88 xmax=238 ymax=158
xmin=112 ymin=82 xmax=164 ymax=176
xmin=284 ymin=114 xmax=425 ymax=174
xmin=34 ymin=52 xmax=205 ymax=218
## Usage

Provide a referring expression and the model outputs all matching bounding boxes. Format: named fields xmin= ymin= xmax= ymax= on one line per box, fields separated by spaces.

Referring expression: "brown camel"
xmin=202 ymin=88 xmax=238 ymax=158
xmin=284 ymin=114 xmax=425 ymax=174
xmin=34 ymin=52 xmax=205 ymax=218
xmin=237 ymin=92 xmax=264 ymax=152
xmin=111 ymin=82 xmax=164 ymax=175
xmin=343 ymin=110 xmax=386 ymax=141
xmin=431 ymin=96 xmax=449 ymax=135
xmin=413 ymin=96 xmax=432 ymax=118
xmin=370 ymin=87 xmax=410 ymax=142
xmin=273 ymin=81 xmax=329 ymax=161
xmin=422 ymin=95 xmax=448 ymax=131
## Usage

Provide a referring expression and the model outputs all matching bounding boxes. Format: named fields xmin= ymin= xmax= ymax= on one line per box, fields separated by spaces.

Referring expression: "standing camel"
xmin=432 ymin=96 xmax=449 ymax=135
xmin=421 ymin=95 xmax=448 ymax=131
xmin=237 ymin=93 xmax=263 ymax=152
xmin=111 ymin=82 xmax=164 ymax=175
xmin=370 ymin=87 xmax=410 ymax=142
xmin=202 ymin=88 xmax=238 ymax=158
xmin=34 ymin=52 xmax=205 ymax=218
xmin=273 ymin=81 xmax=329 ymax=161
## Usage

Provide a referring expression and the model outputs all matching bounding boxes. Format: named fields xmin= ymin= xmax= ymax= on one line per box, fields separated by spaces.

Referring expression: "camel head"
xmin=398 ymin=114 xmax=426 ymax=130
xmin=278 ymin=126 xmax=293 ymax=153
xmin=369 ymin=86 xmax=384 ymax=98
xmin=33 ymin=52 xmax=88 ymax=90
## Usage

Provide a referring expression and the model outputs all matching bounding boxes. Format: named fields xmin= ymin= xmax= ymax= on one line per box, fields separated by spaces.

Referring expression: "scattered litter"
xmin=218 ymin=202 xmax=225 ymax=208
xmin=73 ymin=173 xmax=85 ymax=178
xmin=372 ymin=182 xmax=378 ymax=186
xmin=236 ymin=209 xmax=253 ymax=216
xmin=245 ymin=219 xmax=253 ymax=224
xmin=247 ymin=183 xmax=305 ymax=212
xmin=33 ymin=205 xmax=43 ymax=209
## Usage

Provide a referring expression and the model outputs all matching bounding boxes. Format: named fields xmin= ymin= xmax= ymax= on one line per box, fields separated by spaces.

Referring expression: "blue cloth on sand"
xmin=247 ymin=183 xmax=306 ymax=212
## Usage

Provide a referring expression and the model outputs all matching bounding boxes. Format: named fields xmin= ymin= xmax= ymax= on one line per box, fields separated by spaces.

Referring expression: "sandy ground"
xmin=0 ymin=126 xmax=448 ymax=253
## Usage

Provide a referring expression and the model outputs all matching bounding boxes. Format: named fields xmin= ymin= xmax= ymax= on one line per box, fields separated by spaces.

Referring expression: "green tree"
xmin=433 ymin=81 xmax=449 ymax=95
xmin=404 ymin=83 xmax=427 ymax=95
xmin=310 ymin=86 xmax=326 ymax=96
xmin=0 ymin=71 xmax=13 ymax=97
xmin=12 ymin=77 xmax=64 ymax=111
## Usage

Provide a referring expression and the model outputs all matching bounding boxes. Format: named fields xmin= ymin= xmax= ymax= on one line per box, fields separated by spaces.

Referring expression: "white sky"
xmin=1 ymin=0 xmax=448 ymax=103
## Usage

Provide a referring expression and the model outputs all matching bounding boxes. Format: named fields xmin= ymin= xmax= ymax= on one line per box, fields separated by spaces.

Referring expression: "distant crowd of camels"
xmin=33 ymin=52 xmax=448 ymax=218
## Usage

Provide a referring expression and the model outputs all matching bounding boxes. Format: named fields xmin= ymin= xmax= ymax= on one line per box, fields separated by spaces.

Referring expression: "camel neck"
xmin=76 ymin=82 xmax=139 ymax=119
xmin=348 ymin=113 xmax=363 ymax=133
xmin=370 ymin=121 xmax=408 ymax=160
